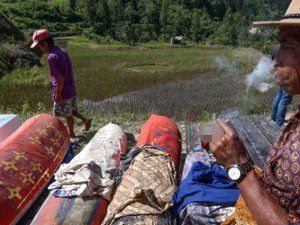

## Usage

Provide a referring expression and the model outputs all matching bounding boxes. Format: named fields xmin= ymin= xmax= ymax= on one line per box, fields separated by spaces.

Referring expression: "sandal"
xmin=85 ymin=118 xmax=92 ymax=131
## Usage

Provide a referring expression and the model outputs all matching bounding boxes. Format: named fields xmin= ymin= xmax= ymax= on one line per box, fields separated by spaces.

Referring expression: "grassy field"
xmin=0 ymin=43 xmax=288 ymax=124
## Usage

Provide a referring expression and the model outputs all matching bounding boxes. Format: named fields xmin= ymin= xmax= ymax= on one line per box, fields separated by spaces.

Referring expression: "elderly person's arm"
xmin=210 ymin=120 xmax=288 ymax=225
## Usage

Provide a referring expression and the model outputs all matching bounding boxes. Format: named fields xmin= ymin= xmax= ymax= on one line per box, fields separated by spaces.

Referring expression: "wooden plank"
xmin=185 ymin=125 xmax=192 ymax=154
xmin=250 ymin=117 xmax=281 ymax=144
xmin=185 ymin=125 xmax=201 ymax=154
xmin=230 ymin=118 xmax=264 ymax=167
xmin=185 ymin=117 xmax=279 ymax=168
xmin=230 ymin=117 xmax=272 ymax=168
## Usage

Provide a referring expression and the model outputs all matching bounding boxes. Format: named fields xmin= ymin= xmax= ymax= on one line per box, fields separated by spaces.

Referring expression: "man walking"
xmin=31 ymin=29 xmax=91 ymax=143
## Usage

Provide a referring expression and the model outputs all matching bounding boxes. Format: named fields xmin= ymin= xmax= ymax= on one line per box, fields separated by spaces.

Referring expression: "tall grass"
xmin=0 ymin=44 xmax=287 ymax=122
xmin=71 ymin=45 xmax=235 ymax=101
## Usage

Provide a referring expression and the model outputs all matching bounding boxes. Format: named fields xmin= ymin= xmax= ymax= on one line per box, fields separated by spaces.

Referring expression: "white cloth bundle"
xmin=48 ymin=123 xmax=127 ymax=201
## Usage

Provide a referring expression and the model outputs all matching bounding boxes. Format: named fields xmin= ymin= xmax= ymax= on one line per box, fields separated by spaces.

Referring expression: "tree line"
xmin=1 ymin=0 xmax=290 ymax=47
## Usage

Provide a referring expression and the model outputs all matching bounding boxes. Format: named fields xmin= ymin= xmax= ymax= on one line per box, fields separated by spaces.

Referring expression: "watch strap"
xmin=239 ymin=161 xmax=254 ymax=175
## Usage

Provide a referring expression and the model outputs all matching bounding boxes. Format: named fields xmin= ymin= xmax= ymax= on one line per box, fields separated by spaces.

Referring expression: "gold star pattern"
xmin=29 ymin=136 xmax=41 ymax=145
xmin=20 ymin=172 xmax=34 ymax=184
xmin=56 ymin=131 xmax=64 ymax=140
xmin=37 ymin=128 xmax=48 ymax=137
xmin=50 ymin=138 xmax=60 ymax=147
xmin=31 ymin=162 xmax=42 ymax=173
xmin=3 ymin=160 xmax=18 ymax=171
xmin=7 ymin=186 xmax=22 ymax=200
xmin=45 ymin=122 xmax=54 ymax=129
xmin=44 ymin=146 xmax=55 ymax=156
xmin=13 ymin=151 xmax=28 ymax=161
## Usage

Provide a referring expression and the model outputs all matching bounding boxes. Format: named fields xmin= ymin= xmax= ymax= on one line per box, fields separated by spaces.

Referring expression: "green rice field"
xmin=0 ymin=44 xmax=288 ymax=122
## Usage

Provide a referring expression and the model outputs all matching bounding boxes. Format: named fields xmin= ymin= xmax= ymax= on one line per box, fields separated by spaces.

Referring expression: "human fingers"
xmin=209 ymin=142 xmax=216 ymax=152
xmin=209 ymin=139 xmax=228 ymax=166
xmin=209 ymin=141 xmax=223 ymax=155
xmin=216 ymin=120 xmax=236 ymax=137
xmin=209 ymin=141 xmax=221 ymax=158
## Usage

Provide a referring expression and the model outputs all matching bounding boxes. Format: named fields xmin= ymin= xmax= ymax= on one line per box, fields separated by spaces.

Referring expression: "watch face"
xmin=228 ymin=166 xmax=242 ymax=181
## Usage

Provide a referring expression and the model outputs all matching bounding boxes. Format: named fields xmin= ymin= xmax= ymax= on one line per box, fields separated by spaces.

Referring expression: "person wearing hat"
xmin=209 ymin=1 xmax=300 ymax=224
xmin=270 ymin=44 xmax=293 ymax=127
xmin=31 ymin=29 xmax=92 ymax=143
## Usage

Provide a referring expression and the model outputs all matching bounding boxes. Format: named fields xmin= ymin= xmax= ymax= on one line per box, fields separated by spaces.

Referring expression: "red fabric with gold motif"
xmin=0 ymin=114 xmax=69 ymax=225
xmin=261 ymin=111 xmax=300 ymax=224
xmin=136 ymin=114 xmax=182 ymax=168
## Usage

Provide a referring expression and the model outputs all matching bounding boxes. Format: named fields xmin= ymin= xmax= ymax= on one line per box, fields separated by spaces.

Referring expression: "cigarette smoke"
xmin=213 ymin=56 xmax=238 ymax=74
xmin=246 ymin=56 xmax=275 ymax=93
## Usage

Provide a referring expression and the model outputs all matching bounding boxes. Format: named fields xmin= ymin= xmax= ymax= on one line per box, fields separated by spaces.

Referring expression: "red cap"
xmin=31 ymin=29 xmax=50 ymax=48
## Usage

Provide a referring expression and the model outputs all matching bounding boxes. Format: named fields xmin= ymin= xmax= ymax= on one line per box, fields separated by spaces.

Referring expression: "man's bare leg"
xmin=66 ymin=115 xmax=76 ymax=138
xmin=73 ymin=111 xmax=92 ymax=131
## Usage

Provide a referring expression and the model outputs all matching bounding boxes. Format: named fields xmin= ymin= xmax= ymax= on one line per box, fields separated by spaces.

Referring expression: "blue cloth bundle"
xmin=172 ymin=161 xmax=240 ymax=214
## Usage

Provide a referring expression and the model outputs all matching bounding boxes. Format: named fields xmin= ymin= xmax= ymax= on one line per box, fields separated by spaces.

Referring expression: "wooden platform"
xmin=185 ymin=117 xmax=282 ymax=168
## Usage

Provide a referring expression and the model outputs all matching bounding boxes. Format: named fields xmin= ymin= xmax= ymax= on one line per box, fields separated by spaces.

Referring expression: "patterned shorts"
xmin=53 ymin=97 xmax=78 ymax=117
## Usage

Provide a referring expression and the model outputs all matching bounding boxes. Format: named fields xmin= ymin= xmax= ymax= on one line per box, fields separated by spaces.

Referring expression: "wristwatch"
xmin=226 ymin=161 xmax=254 ymax=182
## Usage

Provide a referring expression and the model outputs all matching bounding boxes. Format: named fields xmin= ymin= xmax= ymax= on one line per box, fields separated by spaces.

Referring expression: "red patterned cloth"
xmin=261 ymin=111 xmax=300 ymax=224
xmin=0 ymin=114 xmax=69 ymax=225
xmin=136 ymin=114 xmax=182 ymax=168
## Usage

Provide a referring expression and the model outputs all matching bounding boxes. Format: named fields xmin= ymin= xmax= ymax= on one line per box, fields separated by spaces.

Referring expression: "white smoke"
xmin=246 ymin=56 xmax=275 ymax=93
xmin=213 ymin=56 xmax=238 ymax=74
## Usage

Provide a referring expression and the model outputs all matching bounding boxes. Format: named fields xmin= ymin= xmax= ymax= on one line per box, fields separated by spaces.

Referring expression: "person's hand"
xmin=209 ymin=120 xmax=248 ymax=167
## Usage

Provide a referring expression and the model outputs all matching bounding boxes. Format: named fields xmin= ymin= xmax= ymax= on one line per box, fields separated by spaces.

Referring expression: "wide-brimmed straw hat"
xmin=253 ymin=0 xmax=300 ymax=27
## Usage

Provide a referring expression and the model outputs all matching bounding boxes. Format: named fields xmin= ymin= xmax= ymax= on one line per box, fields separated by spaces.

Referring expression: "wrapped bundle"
xmin=103 ymin=114 xmax=182 ymax=225
xmin=30 ymin=123 xmax=127 ymax=225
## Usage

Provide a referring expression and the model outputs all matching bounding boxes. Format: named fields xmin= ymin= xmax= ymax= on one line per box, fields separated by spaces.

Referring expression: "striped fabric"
xmin=30 ymin=195 xmax=109 ymax=225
